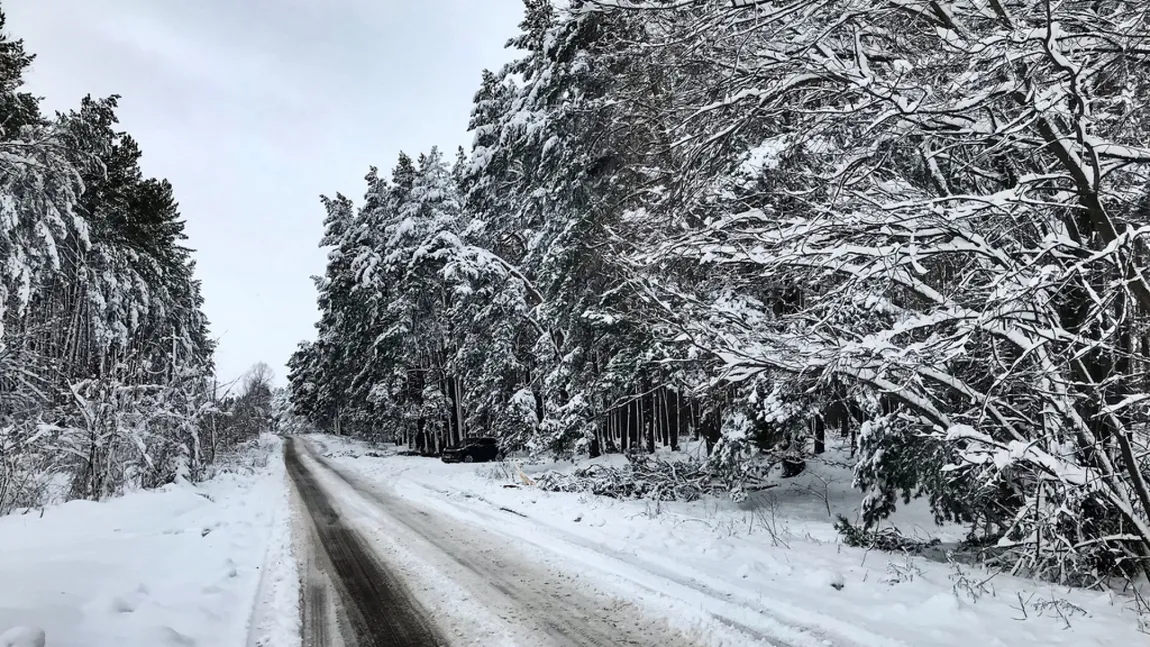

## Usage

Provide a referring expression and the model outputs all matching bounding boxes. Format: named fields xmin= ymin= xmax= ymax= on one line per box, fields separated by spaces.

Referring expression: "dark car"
xmin=441 ymin=437 xmax=503 ymax=463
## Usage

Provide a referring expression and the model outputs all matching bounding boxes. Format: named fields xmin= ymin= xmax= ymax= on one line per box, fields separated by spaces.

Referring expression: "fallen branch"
xmin=535 ymin=453 xmax=775 ymax=502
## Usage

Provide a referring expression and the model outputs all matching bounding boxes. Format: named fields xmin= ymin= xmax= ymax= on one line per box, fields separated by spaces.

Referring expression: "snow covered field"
xmin=311 ymin=434 xmax=1146 ymax=647
xmin=0 ymin=435 xmax=298 ymax=647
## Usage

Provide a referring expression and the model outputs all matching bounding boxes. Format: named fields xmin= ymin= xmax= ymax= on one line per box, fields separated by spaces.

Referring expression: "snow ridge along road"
xmin=288 ymin=437 xmax=711 ymax=647
xmin=286 ymin=439 xmax=445 ymax=647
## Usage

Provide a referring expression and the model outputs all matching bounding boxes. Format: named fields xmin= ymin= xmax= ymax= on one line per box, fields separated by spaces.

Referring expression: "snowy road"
xmin=298 ymin=435 xmax=1146 ymax=647
xmin=286 ymin=438 xmax=704 ymax=647
xmin=286 ymin=439 xmax=443 ymax=646
xmin=2 ymin=435 xmax=1137 ymax=646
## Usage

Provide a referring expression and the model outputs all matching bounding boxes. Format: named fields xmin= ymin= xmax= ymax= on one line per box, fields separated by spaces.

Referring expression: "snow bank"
xmin=0 ymin=434 xmax=292 ymax=647
xmin=245 ymin=439 xmax=302 ymax=647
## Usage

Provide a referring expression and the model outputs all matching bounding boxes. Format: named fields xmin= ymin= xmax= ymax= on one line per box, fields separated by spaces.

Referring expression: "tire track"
xmin=286 ymin=439 xmax=446 ymax=647
xmin=304 ymin=577 xmax=330 ymax=647
xmin=299 ymin=442 xmax=704 ymax=647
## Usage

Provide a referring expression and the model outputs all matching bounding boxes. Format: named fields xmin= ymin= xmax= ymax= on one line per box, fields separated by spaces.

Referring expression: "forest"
xmin=0 ymin=7 xmax=277 ymax=515
xmin=288 ymin=0 xmax=1150 ymax=587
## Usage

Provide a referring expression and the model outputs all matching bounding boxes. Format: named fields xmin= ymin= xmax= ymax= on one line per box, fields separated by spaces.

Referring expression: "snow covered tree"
xmin=270 ymin=385 xmax=313 ymax=436
xmin=0 ymin=8 xmax=222 ymax=508
xmin=292 ymin=149 xmax=476 ymax=451
xmin=0 ymin=7 xmax=40 ymax=137
xmin=287 ymin=0 xmax=1150 ymax=585
xmin=610 ymin=0 xmax=1150 ymax=581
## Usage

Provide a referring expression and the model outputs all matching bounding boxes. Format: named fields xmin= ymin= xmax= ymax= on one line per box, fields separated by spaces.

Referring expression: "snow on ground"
xmin=311 ymin=434 xmax=1146 ymax=647
xmin=297 ymin=443 xmax=760 ymax=647
xmin=0 ymin=434 xmax=299 ymax=647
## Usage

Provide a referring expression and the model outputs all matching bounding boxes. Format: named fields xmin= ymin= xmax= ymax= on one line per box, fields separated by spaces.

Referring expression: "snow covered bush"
xmin=0 ymin=421 xmax=59 ymax=514
xmin=50 ymin=375 xmax=215 ymax=499
xmin=833 ymin=515 xmax=941 ymax=555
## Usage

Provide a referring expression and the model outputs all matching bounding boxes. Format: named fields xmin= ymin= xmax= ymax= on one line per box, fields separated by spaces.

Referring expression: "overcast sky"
xmin=6 ymin=0 xmax=524 ymax=387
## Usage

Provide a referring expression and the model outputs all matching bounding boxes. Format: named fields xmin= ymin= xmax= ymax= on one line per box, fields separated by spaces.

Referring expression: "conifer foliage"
xmin=292 ymin=0 xmax=1150 ymax=585
xmin=0 ymin=6 xmax=253 ymax=511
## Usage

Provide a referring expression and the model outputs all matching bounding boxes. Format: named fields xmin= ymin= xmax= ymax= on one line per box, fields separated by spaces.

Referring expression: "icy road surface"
xmin=302 ymin=435 xmax=1146 ymax=647
xmin=287 ymin=437 xmax=710 ymax=647
xmin=287 ymin=440 xmax=443 ymax=646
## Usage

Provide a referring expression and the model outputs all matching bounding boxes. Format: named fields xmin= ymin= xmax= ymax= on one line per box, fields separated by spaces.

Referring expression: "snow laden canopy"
xmin=0 ymin=7 xmax=255 ymax=511
xmin=290 ymin=0 xmax=1150 ymax=586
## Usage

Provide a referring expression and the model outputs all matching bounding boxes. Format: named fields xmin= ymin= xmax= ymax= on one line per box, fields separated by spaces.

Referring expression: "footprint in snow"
xmin=110 ymin=584 xmax=151 ymax=613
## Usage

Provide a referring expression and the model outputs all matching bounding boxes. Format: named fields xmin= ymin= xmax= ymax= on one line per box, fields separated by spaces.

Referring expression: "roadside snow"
xmin=311 ymin=435 xmax=1145 ymax=647
xmin=0 ymin=434 xmax=297 ymax=647
xmin=245 ymin=446 xmax=302 ymax=647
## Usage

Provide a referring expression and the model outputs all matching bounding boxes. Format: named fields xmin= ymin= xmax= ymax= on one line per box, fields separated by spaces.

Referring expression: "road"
xmin=286 ymin=438 xmax=444 ymax=646
xmin=285 ymin=437 xmax=702 ymax=647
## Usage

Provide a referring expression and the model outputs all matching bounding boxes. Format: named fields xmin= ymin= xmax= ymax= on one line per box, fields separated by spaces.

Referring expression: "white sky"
xmin=6 ymin=0 xmax=524 ymax=387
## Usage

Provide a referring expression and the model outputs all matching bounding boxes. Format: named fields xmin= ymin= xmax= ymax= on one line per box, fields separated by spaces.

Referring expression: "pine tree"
xmin=0 ymin=7 xmax=40 ymax=137
xmin=0 ymin=9 xmax=221 ymax=508
xmin=284 ymin=0 xmax=1150 ymax=587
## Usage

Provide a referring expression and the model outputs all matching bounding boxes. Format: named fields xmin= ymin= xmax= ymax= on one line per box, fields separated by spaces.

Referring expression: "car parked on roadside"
xmin=440 ymin=437 xmax=503 ymax=463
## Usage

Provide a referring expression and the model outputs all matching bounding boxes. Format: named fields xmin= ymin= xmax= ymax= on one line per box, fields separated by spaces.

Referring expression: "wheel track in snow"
xmin=402 ymin=482 xmax=842 ymax=647
xmin=286 ymin=438 xmax=445 ymax=647
xmin=311 ymin=442 xmax=868 ymax=647
xmin=297 ymin=438 xmax=707 ymax=647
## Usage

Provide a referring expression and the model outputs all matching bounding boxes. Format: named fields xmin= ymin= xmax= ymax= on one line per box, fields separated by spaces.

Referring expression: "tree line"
xmin=289 ymin=0 xmax=1150 ymax=585
xmin=0 ymin=6 xmax=278 ymax=513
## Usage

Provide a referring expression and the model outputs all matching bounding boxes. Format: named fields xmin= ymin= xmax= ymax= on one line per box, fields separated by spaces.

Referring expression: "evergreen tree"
xmin=0 ymin=8 xmax=40 ymax=137
xmin=286 ymin=0 xmax=1150 ymax=586
xmin=0 ymin=7 xmax=227 ymax=509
